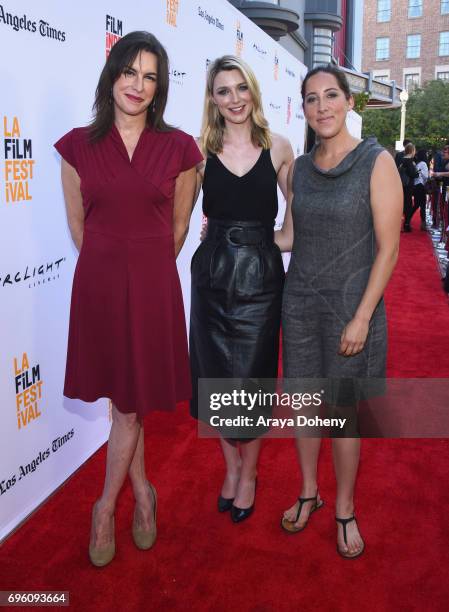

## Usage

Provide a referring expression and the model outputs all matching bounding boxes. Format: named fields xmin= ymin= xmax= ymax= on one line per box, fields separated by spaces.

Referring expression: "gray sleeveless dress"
xmin=282 ymin=138 xmax=387 ymax=403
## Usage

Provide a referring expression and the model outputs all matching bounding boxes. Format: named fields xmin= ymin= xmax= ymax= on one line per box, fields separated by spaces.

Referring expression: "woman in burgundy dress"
xmin=55 ymin=31 xmax=202 ymax=567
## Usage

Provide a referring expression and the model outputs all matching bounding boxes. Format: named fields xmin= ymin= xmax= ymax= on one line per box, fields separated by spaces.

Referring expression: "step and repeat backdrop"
xmin=0 ymin=0 xmax=311 ymax=541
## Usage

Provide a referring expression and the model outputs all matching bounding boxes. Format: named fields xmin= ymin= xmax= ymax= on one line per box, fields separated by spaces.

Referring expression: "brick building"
xmin=231 ymin=1 xmax=400 ymax=107
xmin=362 ymin=0 xmax=449 ymax=91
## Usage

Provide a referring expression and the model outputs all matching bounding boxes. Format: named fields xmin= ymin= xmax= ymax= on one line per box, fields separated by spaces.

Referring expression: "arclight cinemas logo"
xmin=253 ymin=43 xmax=267 ymax=58
xmin=0 ymin=257 xmax=66 ymax=289
xmin=169 ymin=67 xmax=187 ymax=86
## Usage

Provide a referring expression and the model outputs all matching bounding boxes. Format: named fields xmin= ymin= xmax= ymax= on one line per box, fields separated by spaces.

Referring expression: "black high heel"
xmin=218 ymin=495 xmax=234 ymax=513
xmin=230 ymin=479 xmax=257 ymax=523
xmin=335 ymin=515 xmax=365 ymax=559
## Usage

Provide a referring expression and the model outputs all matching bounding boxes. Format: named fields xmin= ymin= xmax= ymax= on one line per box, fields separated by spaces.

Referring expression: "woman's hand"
xmin=200 ymin=218 xmax=208 ymax=241
xmin=339 ymin=316 xmax=369 ymax=356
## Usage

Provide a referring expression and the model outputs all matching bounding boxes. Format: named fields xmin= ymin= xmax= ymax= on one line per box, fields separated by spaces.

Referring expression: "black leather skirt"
xmin=189 ymin=218 xmax=284 ymax=429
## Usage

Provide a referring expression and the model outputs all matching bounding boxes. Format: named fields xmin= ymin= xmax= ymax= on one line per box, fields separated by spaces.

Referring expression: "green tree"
xmin=361 ymin=79 xmax=449 ymax=151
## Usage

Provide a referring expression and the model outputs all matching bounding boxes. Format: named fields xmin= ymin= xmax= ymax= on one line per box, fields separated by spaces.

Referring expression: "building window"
xmin=313 ymin=27 xmax=333 ymax=67
xmin=441 ymin=1 xmax=449 ymax=15
xmin=377 ymin=0 xmax=391 ymax=22
xmin=375 ymin=74 xmax=390 ymax=82
xmin=376 ymin=37 xmax=390 ymax=60
xmin=408 ymin=0 xmax=423 ymax=18
xmin=405 ymin=73 xmax=420 ymax=90
xmin=440 ymin=32 xmax=449 ymax=56
xmin=406 ymin=34 xmax=421 ymax=58
xmin=437 ymin=71 xmax=449 ymax=80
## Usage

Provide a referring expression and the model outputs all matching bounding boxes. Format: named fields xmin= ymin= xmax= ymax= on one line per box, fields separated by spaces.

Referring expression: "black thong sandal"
xmin=281 ymin=494 xmax=324 ymax=534
xmin=336 ymin=515 xmax=365 ymax=559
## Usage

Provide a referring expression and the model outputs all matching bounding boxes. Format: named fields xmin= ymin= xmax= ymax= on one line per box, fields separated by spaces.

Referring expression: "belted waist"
xmin=206 ymin=218 xmax=274 ymax=246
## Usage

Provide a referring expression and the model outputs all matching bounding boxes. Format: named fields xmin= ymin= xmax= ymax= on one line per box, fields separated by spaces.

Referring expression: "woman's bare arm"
xmin=173 ymin=166 xmax=197 ymax=257
xmin=339 ymin=151 xmax=403 ymax=356
xmin=275 ymin=159 xmax=295 ymax=252
xmin=61 ymin=159 xmax=84 ymax=251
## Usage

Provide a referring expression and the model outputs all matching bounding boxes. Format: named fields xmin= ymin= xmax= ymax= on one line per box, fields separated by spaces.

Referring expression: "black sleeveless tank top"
xmin=202 ymin=148 xmax=278 ymax=225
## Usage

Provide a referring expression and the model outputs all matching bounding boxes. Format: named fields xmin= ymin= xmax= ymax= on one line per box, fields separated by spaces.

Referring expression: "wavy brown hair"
xmin=89 ymin=31 xmax=172 ymax=141
xmin=200 ymin=55 xmax=271 ymax=155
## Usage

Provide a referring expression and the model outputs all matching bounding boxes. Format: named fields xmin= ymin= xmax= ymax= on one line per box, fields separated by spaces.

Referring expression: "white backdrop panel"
xmin=0 ymin=0 xmax=307 ymax=541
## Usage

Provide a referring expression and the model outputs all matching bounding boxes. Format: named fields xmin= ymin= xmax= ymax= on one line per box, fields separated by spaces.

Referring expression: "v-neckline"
xmin=215 ymin=148 xmax=264 ymax=179
xmin=112 ymin=123 xmax=148 ymax=163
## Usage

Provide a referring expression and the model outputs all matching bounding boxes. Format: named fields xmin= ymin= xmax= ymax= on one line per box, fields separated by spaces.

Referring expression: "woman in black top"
xmin=190 ymin=56 xmax=293 ymax=522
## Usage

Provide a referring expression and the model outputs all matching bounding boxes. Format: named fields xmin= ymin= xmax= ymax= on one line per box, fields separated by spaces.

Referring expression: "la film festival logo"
xmin=105 ymin=14 xmax=122 ymax=58
xmin=274 ymin=52 xmax=279 ymax=81
xmin=3 ymin=116 xmax=34 ymax=204
xmin=14 ymin=352 xmax=44 ymax=430
xmin=296 ymin=76 xmax=305 ymax=120
xmin=287 ymin=96 xmax=292 ymax=125
xmin=167 ymin=0 xmax=179 ymax=27
xmin=235 ymin=20 xmax=244 ymax=56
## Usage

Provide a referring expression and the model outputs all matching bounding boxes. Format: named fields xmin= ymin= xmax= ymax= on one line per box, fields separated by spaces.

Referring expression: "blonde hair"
xmin=200 ymin=55 xmax=272 ymax=155
xmin=404 ymin=142 xmax=415 ymax=155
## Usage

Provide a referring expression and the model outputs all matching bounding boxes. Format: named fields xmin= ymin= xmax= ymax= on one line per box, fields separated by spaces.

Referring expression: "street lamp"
xmin=399 ymin=89 xmax=409 ymax=144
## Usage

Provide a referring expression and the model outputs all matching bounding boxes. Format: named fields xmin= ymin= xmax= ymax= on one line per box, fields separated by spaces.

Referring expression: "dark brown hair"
xmin=89 ymin=31 xmax=172 ymax=141
xmin=301 ymin=64 xmax=352 ymax=104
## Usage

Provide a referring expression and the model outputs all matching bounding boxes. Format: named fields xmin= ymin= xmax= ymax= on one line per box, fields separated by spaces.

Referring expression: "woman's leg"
xmin=220 ymin=437 xmax=242 ymax=499
xmin=404 ymin=187 xmax=414 ymax=230
xmin=416 ymin=185 xmax=427 ymax=226
xmin=283 ymin=438 xmax=322 ymax=527
xmin=332 ymin=437 xmax=364 ymax=555
xmin=410 ymin=184 xmax=426 ymax=227
xmin=91 ymin=404 xmax=141 ymax=549
xmin=128 ymin=425 xmax=155 ymax=531
xmin=233 ymin=438 xmax=260 ymax=508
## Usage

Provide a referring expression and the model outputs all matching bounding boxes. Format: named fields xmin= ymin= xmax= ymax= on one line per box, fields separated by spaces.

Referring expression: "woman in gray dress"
xmin=275 ymin=65 xmax=402 ymax=558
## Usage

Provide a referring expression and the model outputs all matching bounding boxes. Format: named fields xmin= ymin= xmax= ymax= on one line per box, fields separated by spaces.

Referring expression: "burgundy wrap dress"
xmin=55 ymin=125 xmax=202 ymax=416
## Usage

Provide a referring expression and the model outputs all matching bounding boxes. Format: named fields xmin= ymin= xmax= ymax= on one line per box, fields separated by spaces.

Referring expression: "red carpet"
xmin=2 ymin=214 xmax=449 ymax=612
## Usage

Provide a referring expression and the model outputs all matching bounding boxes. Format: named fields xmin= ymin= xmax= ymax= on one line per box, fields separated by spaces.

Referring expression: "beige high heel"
xmin=132 ymin=482 xmax=157 ymax=550
xmin=89 ymin=501 xmax=115 ymax=567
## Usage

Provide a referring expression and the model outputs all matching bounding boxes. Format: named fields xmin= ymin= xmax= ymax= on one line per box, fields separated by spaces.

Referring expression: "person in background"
xmin=431 ymin=144 xmax=449 ymax=188
xmin=431 ymin=145 xmax=449 ymax=254
xmin=395 ymin=138 xmax=412 ymax=168
xmin=55 ymin=31 xmax=202 ymax=567
xmin=399 ymin=143 xmax=419 ymax=232
xmin=410 ymin=149 xmax=429 ymax=230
